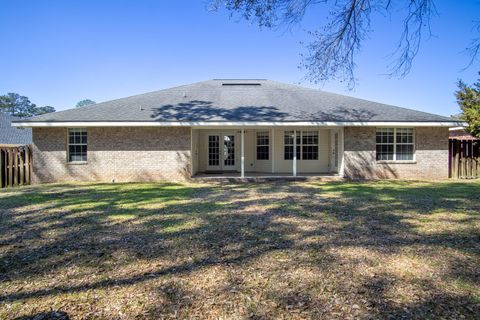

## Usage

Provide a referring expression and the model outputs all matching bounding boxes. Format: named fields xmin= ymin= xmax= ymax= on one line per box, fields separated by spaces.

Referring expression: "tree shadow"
xmin=149 ymin=100 xmax=379 ymax=122
xmin=13 ymin=311 xmax=69 ymax=320
xmin=358 ymin=276 xmax=480 ymax=318
xmin=150 ymin=100 xmax=290 ymax=121
xmin=0 ymin=180 xmax=479 ymax=318
xmin=344 ymin=149 xmax=399 ymax=179
xmin=290 ymin=106 xmax=377 ymax=122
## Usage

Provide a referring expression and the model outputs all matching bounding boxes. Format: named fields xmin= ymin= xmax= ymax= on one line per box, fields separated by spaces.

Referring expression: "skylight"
xmin=221 ymin=83 xmax=261 ymax=86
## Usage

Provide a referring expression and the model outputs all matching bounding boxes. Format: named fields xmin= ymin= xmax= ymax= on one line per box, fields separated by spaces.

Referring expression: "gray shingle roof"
xmin=0 ymin=112 xmax=32 ymax=145
xmin=19 ymin=79 xmax=453 ymax=123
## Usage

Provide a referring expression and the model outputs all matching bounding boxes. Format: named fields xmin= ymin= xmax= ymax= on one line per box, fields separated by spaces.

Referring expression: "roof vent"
xmin=222 ymin=83 xmax=261 ymax=86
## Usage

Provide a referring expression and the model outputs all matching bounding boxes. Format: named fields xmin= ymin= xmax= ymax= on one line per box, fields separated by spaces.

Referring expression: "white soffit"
xmin=12 ymin=121 xmax=465 ymax=128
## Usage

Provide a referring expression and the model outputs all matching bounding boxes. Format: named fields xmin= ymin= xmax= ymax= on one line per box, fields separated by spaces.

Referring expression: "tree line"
xmin=0 ymin=93 xmax=96 ymax=118
xmin=0 ymin=93 xmax=55 ymax=118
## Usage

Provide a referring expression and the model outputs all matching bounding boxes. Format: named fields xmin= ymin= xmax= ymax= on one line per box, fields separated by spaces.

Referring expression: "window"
xmin=208 ymin=135 xmax=220 ymax=166
xmin=68 ymin=128 xmax=87 ymax=162
xmin=284 ymin=131 xmax=300 ymax=160
xmin=301 ymin=131 xmax=319 ymax=160
xmin=256 ymin=131 xmax=269 ymax=160
xmin=395 ymin=128 xmax=414 ymax=160
xmin=284 ymin=130 xmax=318 ymax=160
xmin=376 ymin=128 xmax=394 ymax=160
xmin=376 ymin=128 xmax=414 ymax=161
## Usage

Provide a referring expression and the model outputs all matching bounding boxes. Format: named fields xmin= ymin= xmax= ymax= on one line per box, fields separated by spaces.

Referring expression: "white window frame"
xmin=284 ymin=130 xmax=299 ymax=160
xmin=376 ymin=127 xmax=415 ymax=162
xmin=67 ymin=128 xmax=88 ymax=163
xmin=284 ymin=130 xmax=319 ymax=160
xmin=301 ymin=130 xmax=319 ymax=160
xmin=256 ymin=131 xmax=270 ymax=160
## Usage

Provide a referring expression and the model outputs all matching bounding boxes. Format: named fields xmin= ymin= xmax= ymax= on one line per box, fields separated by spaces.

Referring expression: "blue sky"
xmin=0 ymin=0 xmax=479 ymax=116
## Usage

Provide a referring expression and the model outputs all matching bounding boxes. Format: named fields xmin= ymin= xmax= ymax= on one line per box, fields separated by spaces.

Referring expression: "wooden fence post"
xmin=13 ymin=148 xmax=18 ymax=186
xmin=29 ymin=145 xmax=33 ymax=184
xmin=19 ymin=147 xmax=24 ymax=185
xmin=455 ymin=140 xmax=460 ymax=178
xmin=0 ymin=145 xmax=33 ymax=188
xmin=0 ymin=148 xmax=3 ymax=188
xmin=25 ymin=146 xmax=30 ymax=185
xmin=448 ymin=140 xmax=452 ymax=178
xmin=449 ymin=138 xmax=480 ymax=179
xmin=8 ymin=149 xmax=12 ymax=187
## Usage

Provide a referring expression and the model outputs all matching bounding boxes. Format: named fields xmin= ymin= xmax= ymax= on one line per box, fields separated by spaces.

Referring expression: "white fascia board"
xmin=12 ymin=121 xmax=466 ymax=128
xmin=449 ymin=126 xmax=467 ymax=131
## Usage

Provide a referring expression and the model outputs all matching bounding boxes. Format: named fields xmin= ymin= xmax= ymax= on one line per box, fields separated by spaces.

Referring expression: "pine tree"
xmin=456 ymin=74 xmax=480 ymax=138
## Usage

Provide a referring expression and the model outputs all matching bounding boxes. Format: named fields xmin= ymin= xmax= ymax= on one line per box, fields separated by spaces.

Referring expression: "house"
xmin=0 ymin=112 xmax=32 ymax=146
xmin=449 ymin=127 xmax=479 ymax=141
xmin=12 ymin=79 xmax=462 ymax=183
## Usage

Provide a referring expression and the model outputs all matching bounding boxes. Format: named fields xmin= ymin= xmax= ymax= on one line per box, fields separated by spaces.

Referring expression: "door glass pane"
xmin=208 ymin=135 xmax=220 ymax=166
xmin=223 ymin=135 xmax=235 ymax=167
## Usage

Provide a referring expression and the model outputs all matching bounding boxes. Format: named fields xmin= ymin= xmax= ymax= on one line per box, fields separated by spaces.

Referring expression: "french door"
xmin=207 ymin=133 xmax=236 ymax=171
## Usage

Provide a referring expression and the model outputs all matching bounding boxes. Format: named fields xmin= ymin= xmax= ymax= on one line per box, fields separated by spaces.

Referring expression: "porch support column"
xmin=293 ymin=129 xmax=297 ymax=177
xmin=271 ymin=127 xmax=275 ymax=173
xmin=241 ymin=128 xmax=245 ymax=178
xmin=190 ymin=127 xmax=193 ymax=178
xmin=339 ymin=127 xmax=345 ymax=177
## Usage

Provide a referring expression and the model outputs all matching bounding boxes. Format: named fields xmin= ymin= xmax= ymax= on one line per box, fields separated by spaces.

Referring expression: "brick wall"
xmin=32 ymin=126 xmax=449 ymax=182
xmin=344 ymin=127 xmax=449 ymax=179
xmin=32 ymin=127 xmax=191 ymax=183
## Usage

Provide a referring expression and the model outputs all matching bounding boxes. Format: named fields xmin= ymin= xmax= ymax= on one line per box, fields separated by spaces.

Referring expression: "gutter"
xmin=12 ymin=121 xmax=466 ymax=128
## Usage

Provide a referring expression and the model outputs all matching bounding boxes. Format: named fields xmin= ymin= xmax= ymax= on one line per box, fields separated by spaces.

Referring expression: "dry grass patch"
xmin=0 ymin=180 xmax=479 ymax=319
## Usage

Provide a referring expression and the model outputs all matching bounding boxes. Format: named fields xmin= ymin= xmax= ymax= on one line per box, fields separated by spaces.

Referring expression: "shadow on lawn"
xmin=13 ymin=311 xmax=69 ymax=320
xmin=0 ymin=180 xmax=479 ymax=318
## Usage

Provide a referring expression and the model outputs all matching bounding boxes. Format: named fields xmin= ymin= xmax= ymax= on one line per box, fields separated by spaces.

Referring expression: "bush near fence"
xmin=0 ymin=145 xmax=33 ymax=188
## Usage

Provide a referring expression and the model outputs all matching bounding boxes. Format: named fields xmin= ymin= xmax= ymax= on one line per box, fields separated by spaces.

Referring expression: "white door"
xmin=206 ymin=135 xmax=221 ymax=171
xmin=206 ymin=133 xmax=236 ymax=171
xmin=330 ymin=130 xmax=339 ymax=172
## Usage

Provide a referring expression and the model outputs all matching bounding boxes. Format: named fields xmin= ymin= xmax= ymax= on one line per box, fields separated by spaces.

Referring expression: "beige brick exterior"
xmin=343 ymin=127 xmax=449 ymax=179
xmin=32 ymin=127 xmax=191 ymax=183
xmin=31 ymin=126 xmax=449 ymax=183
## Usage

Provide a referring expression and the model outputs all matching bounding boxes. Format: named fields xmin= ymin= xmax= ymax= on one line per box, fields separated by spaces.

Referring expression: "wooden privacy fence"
xmin=1 ymin=145 xmax=33 ymax=188
xmin=449 ymin=139 xmax=479 ymax=179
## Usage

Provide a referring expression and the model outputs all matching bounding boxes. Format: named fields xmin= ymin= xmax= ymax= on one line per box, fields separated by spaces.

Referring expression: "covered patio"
xmin=191 ymin=126 xmax=344 ymax=178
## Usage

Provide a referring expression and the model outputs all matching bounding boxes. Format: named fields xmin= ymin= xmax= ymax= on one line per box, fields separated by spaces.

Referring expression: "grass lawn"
xmin=0 ymin=180 xmax=479 ymax=319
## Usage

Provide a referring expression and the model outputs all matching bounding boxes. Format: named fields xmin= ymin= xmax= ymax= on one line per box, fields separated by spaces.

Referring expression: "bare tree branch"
xmin=300 ymin=0 xmax=372 ymax=87
xmin=210 ymin=0 xmax=478 ymax=88
xmin=464 ymin=21 xmax=480 ymax=69
xmin=387 ymin=0 xmax=436 ymax=77
xmin=208 ymin=0 xmax=324 ymax=28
